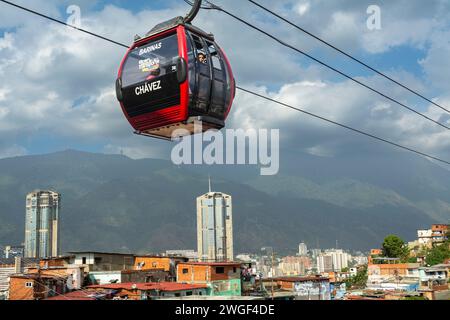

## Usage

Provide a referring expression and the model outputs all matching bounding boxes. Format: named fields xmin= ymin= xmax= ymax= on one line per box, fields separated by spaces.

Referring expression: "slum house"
xmin=8 ymin=273 xmax=68 ymax=300
xmin=263 ymin=276 xmax=331 ymax=301
xmin=177 ymin=262 xmax=242 ymax=296
xmin=87 ymin=282 xmax=209 ymax=300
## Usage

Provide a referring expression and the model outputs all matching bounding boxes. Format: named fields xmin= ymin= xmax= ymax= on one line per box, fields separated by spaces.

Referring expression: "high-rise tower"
xmin=196 ymin=180 xmax=233 ymax=262
xmin=24 ymin=190 xmax=61 ymax=258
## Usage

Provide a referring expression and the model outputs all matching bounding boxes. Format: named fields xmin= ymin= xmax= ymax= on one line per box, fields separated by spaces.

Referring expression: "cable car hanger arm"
xmin=184 ymin=0 xmax=202 ymax=23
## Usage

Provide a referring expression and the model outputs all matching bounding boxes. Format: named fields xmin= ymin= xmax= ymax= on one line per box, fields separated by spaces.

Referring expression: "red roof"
xmin=271 ymin=276 xmax=330 ymax=282
xmin=45 ymin=291 xmax=98 ymax=301
xmin=180 ymin=262 xmax=241 ymax=266
xmin=87 ymin=282 xmax=208 ymax=292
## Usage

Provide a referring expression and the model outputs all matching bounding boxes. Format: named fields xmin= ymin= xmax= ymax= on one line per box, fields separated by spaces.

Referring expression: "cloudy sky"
xmin=0 ymin=0 xmax=449 ymax=165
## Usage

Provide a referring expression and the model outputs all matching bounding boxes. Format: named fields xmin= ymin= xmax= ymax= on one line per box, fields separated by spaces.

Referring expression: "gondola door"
xmin=206 ymin=40 xmax=228 ymax=118
xmin=188 ymin=32 xmax=212 ymax=115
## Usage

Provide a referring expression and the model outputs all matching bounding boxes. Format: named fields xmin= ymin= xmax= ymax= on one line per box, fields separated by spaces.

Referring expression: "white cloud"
xmin=296 ymin=2 xmax=310 ymax=16
xmin=0 ymin=144 xmax=27 ymax=159
xmin=0 ymin=0 xmax=448 ymax=163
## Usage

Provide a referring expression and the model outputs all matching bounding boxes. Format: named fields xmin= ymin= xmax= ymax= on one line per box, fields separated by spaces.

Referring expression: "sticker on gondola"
xmin=139 ymin=58 xmax=160 ymax=73
xmin=139 ymin=42 xmax=162 ymax=56
xmin=135 ymin=80 xmax=162 ymax=96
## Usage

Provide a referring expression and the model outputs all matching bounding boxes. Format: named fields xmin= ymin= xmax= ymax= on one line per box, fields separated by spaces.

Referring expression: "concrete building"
xmin=8 ymin=273 xmax=68 ymax=300
xmin=419 ymin=265 xmax=448 ymax=291
xmin=176 ymin=262 xmax=242 ymax=296
xmin=264 ymin=276 xmax=331 ymax=300
xmin=25 ymin=191 xmax=61 ymax=258
xmin=278 ymin=256 xmax=311 ymax=276
xmin=87 ymin=282 xmax=209 ymax=300
xmin=68 ymin=252 xmax=135 ymax=272
xmin=367 ymin=263 xmax=421 ymax=291
xmin=330 ymin=250 xmax=350 ymax=272
xmin=431 ymin=224 xmax=448 ymax=245
xmin=197 ymin=187 xmax=233 ymax=262
xmin=317 ymin=254 xmax=333 ymax=273
xmin=0 ymin=258 xmax=39 ymax=298
xmin=87 ymin=269 xmax=170 ymax=285
xmin=317 ymin=250 xmax=350 ymax=273
xmin=353 ymin=256 xmax=368 ymax=266
xmin=417 ymin=229 xmax=433 ymax=248
xmin=298 ymin=243 xmax=308 ymax=256
xmin=134 ymin=255 xmax=188 ymax=280
xmin=310 ymin=249 xmax=322 ymax=260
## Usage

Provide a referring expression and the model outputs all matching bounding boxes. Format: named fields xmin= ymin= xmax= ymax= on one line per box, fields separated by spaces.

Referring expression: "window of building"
xmin=82 ymin=257 xmax=87 ymax=264
xmin=182 ymin=268 xmax=189 ymax=274
xmin=233 ymin=267 xmax=237 ymax=273
xmin=216 ymin=267 xmax=225 ymax=274
xmin=175 ymin=293 xmax=181 ymax=297
xmin=186 ymin=291 xmax=193 ymax=296
xmin=25 ymin=282 xmax=33 ymax=288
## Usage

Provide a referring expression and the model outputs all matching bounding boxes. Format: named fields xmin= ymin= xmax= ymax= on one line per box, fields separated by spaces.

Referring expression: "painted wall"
xmin=88 ymin=271 xmax=121 ymax=285
xmin=209 ymin=279 xmax=241 ymax=296
xmin=293 ymin=281 xmax=331 ymax=300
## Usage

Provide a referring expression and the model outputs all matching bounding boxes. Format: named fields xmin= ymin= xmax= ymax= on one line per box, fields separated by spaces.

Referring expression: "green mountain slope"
xmin=0 ymin=150 xmax=446 ymax=254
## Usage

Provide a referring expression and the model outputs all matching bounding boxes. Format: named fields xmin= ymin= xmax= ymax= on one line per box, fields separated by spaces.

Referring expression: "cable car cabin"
xmin=116 ymin=17 xmax=235 ymax=140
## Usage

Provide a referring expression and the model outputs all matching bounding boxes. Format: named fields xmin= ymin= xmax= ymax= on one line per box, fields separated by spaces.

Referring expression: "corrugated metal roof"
xmin=44 ymin=290 xmax=98 ymax=300
xmin=179 ymin=262 xmax=241 ymax=266
xmin=269 ymin=276 xmax=330 ymax=282
xmin=88 ymin=282 xmax=208 ymax=292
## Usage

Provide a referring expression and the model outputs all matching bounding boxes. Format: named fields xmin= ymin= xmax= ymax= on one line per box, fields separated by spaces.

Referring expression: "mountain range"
xmin=0 ymin=149 xmax=448 ymax=255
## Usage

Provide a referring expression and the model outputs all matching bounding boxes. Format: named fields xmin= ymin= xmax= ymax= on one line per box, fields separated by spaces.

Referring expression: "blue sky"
xmin=0 ymin=0 xmax=449 ymax=161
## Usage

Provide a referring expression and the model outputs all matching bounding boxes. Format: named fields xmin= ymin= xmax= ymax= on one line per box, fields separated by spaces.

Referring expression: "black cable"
xmin=237 ymin=86 xmax=450 ymax=166
xmin=0 ymin=0 xmax=449 ymax=166
xmin=247 ymin=0 xmax=450 ymax=115
xmin=183 ymin=0 xmax=214 ymax=10
xmin=0 ymin=0 xmax=129 ymax=49
xmin=204 ymin=0 xmax=450 ymax=131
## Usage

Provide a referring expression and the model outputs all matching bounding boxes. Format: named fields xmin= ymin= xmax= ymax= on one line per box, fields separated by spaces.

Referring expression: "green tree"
xmin=425 ymin=243 xmax=450 ymax=266
xmin=382 ymin=235 xmax=410 ymax=261
xmin=345 ymin=265 xmax=368 ymax=289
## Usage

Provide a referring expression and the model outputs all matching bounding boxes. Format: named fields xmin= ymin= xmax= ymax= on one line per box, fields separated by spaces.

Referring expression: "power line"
xmin=0 ymin=0 xmax=449 ymax=166
xmin=203 ymin=0 xmax=450 ymax=131
xmin=247 ymin=0 xmax=450 ymax=115
xmin=183 ymin=0 xmax=215 ymax=10
xmin=236 ymin=86 xmax=450 ymax=166
xmin=0 ymin=0 xmax=129 ymax=49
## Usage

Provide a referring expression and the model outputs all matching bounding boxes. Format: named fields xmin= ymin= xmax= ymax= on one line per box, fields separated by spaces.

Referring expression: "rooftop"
xmin=9 ymin=273 xmax=67 ymax=280
xmin=67 ymin=251 xmax=134 ymax=256
xmin=269 ymin=276 xmax=330 ymax=282
xmin=134 ymin=254 xmax=189 ymax=259
xmin=88 ymin=282 xmax=208 ymax=292
xmin=179 ymin=262 xmax=241 ymax=266
xmin=41 ymin=255 xmax=75 ymax=260
xmin=44 ymin=290 xmax=100 ymax=301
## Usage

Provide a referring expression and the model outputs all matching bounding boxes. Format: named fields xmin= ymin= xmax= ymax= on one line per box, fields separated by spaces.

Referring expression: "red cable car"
xmin=116 ymin=1 xmax=235 ymax=140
